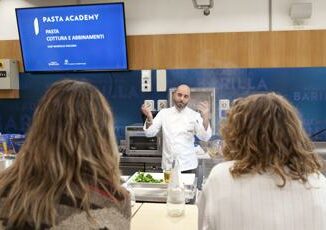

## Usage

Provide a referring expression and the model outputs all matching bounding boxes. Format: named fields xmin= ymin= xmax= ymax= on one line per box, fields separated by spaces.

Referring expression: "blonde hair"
xmin=0 ymin=79 xmax=126 ymax=228
xmin=221 ymin=92 xmax=322 ymax=187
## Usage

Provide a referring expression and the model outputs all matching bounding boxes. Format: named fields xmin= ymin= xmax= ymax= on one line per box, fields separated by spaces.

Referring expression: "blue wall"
xmin=0 ymin=67 xmax=326 ymax=141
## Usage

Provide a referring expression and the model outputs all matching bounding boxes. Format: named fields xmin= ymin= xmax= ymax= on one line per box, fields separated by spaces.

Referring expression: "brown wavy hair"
xmin=221 ymin=92 xmax=322 ymax=187
xmin=0 ymin=80 xmax=127 ymax=229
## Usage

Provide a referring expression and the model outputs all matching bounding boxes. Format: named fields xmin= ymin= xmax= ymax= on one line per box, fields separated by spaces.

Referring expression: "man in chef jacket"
xmin=141 ymin=84 xmax=212 ymax=172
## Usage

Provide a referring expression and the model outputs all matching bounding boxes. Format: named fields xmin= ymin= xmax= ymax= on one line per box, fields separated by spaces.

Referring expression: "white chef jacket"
xmin=197 ymin=160 xmax=326 ymax=230
xmin=143 ymin=106 xmax=212 ymax=171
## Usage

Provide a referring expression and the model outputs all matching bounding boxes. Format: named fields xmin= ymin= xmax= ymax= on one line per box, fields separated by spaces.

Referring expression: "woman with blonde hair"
xmin=198 ymin=92 xmax=326 ymax=230
xmin=0 ymin=80 xmax=130 ymax=229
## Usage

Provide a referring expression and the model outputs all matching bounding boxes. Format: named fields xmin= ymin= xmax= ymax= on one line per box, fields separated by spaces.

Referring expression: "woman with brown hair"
xmin=198 ymin=92 xmax=326 ymax=230
xmin=0 ymin=80 xmax=130 ymax=229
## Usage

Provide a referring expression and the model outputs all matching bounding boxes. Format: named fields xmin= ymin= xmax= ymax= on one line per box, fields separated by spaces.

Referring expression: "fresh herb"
xmin=134 ymin=172 xmax=163 ymax=183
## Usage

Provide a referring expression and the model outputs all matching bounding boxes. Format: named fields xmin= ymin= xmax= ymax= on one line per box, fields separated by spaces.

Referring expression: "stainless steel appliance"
xmin=125 ymin=124 xmax=162 ymax=156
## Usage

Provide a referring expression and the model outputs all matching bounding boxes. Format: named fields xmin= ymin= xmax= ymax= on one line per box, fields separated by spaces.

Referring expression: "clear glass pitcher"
xmin=0 ymin=134 xmax=8 ymax=157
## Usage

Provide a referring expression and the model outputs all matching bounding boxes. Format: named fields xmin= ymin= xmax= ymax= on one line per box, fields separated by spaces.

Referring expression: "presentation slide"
xmin=16 ymin=3 xmax=127 ymax=72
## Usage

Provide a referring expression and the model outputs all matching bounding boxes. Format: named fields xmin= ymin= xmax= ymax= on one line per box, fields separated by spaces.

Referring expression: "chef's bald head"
xmin=173 ymin=84 xmax=191 ymax=111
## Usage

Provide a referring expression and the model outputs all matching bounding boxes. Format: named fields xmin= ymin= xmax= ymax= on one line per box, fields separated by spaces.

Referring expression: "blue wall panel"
xmin=0 ymin=67 xmax=325 ymax=141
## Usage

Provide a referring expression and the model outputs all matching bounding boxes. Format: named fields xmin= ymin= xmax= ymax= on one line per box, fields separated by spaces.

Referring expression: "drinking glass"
xmin=164 ymin=165 xmax=172 ymax=183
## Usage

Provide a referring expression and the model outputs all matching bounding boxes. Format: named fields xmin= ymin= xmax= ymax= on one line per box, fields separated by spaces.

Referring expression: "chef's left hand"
xmin=197 ymin=101 xmax=210 ymax=120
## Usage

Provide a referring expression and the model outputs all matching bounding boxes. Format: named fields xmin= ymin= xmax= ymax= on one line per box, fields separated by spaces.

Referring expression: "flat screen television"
xmin=16 ymin=3 xmax=128 ymax=72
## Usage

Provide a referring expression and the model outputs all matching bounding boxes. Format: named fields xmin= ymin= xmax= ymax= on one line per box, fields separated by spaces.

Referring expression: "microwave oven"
xmin=125 ymin=124 xmax=162 ymax=156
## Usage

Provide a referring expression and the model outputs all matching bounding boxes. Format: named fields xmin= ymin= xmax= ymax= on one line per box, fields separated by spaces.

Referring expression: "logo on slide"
xmin=33 ymin=18 xmax=39 ymax=35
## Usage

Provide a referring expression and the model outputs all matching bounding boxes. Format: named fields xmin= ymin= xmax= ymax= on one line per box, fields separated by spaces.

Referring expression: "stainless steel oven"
xmin=125 ymin=124 xmax=162 ymax=156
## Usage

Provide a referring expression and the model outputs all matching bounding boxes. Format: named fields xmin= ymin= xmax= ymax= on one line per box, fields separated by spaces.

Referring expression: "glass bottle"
xmin=0 ymin=133 xmax=7 ymax=159
xmin=166 ymin=157 xmax=185 ymax=217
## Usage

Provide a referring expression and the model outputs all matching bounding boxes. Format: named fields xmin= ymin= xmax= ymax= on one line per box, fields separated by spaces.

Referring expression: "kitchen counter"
xmin=120 ymin=153 xmax=214 ymax=190
xmin=131 ymin=203 xmax=197 ymax=230
xmin=131 ymin=202 xmax=143 ymax=218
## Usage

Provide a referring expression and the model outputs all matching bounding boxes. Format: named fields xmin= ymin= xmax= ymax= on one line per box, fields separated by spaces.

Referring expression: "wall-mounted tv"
xmin=16 ymin=3 xmax=128 ymax=72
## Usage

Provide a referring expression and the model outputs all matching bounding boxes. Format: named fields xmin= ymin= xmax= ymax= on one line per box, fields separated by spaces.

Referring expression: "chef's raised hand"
xmin=141 ymin=104 xmax=153 ymax=121
xmin=197 ymin=101 xmax=210 ymax=120
xmin=197 ymin=101 xmax=210 ymax=130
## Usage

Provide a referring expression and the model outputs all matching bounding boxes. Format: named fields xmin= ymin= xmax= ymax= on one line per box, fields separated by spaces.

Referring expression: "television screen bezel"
xmin=15 ymin=2 xmax=129 ymax=73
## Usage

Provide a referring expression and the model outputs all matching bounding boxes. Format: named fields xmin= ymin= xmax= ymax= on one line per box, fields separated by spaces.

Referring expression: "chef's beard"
xmin=175 ymin=101 xmax=187 ymax=110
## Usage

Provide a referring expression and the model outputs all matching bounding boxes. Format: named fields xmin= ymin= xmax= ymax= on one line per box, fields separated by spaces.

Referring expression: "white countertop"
xmin=131 ymin=203 xmax=197 ymax=230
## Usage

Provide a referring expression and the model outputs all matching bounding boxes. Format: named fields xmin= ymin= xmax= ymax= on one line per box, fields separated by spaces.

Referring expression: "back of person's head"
xmin=220 ymin=92 xmax=322 ymax=187
xmin=0 ymin=79 xmax=126 ymax=229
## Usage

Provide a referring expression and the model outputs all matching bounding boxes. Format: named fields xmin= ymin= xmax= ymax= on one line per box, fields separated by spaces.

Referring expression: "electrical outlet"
xmin=157 ymin=99 xmax=168 ymax=111
xmin=141 ymin=70 xmax=151 ymax=92
xmin=144 ymin=100 xmax=155 ymax=111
